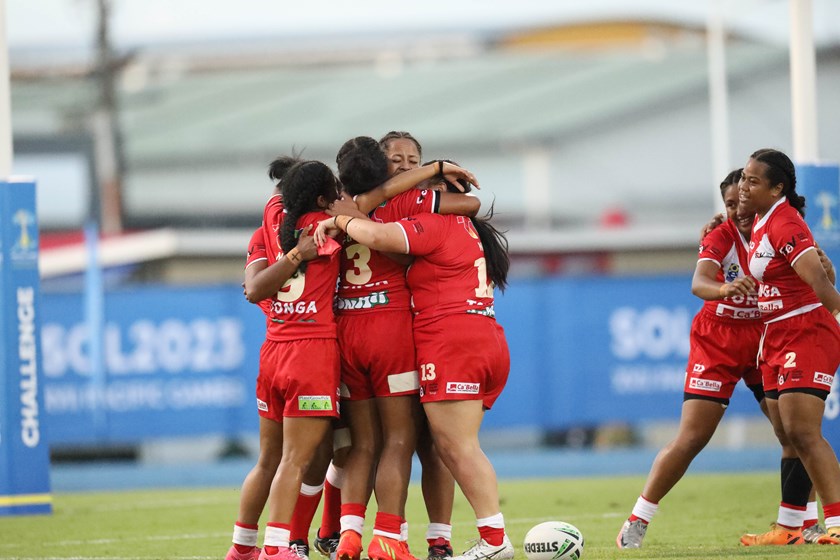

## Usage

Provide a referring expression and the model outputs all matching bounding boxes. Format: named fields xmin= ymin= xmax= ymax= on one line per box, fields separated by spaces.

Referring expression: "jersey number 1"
xmin=474 ymin=257 xmax=493 ymax=298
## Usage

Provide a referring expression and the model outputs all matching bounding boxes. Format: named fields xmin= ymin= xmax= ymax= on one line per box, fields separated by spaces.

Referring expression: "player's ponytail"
xmin=472 ymin=205 xmax=509 ymax=293
xmin=268 ymin=154 xmax=302 ymax=185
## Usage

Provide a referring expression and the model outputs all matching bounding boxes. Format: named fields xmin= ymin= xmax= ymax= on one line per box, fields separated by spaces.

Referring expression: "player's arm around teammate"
xmin=255 ymin=161 xmax=344 ymax=560
xmin=618 ymin=170 xmax=768 ymax=548
xmin=318 ymin=208 xmax=516 ymax=560
xmin=323 ymin=137 xmax=482 ymax=560
xmin=379 ymin=132 xmax=458 ymax=560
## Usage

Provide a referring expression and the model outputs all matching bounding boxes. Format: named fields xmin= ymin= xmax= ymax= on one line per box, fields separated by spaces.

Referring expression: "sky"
xmin=5 ymin=0 xmax=840 ymax=51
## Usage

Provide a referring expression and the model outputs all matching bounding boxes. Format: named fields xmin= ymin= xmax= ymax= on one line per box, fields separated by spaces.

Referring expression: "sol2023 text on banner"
xmin=39 ymin=286 xmax=266 ymax=444
xmin=37 ymin=275 xmax=838 ymax=448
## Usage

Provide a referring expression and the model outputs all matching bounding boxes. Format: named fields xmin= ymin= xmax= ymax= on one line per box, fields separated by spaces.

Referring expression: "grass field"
xmin=0 ymin=470 xmax=836 ymax=560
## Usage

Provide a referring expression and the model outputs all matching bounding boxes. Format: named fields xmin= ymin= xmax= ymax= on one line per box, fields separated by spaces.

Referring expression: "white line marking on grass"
xmin=7 ymin=557 xmax=218 ymax=559
xmin=59 ymin=495 xmax=232 ymax=514
xmin=0 ymin=532 xmax=228 ymax=549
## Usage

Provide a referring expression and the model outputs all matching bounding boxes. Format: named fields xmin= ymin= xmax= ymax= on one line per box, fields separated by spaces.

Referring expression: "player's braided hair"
xmin=279 ymin=160 xmax=339 ymax=272
xmin=379 ymin=131 xmax=423 ymax=159
xmin=268 ymin=154 xmax=303 ymax=184
xmin=336 ymin=136 xmax=390 ymax=196
xmin=750 ymin=148 xmax=806 ymax=216
xmin=719 ymin=168 xmax=743 ymax=196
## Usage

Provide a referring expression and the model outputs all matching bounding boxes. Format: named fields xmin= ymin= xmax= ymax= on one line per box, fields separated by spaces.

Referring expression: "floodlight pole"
xmin=706 ymin=0 xmax=730 ymax=212
xmin=0 ymin=0 xmax=12 ymax=178
xmin=789 ymin=0 xmax=818 ymax=163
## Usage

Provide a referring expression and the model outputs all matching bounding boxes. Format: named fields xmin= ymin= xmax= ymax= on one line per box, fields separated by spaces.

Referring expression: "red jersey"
xmin=263 ymin=211 xmax=340 ymax=342
xmin=261 ymin=194 xmax=284 ymax=256
xmin=245 ymin=227 xmax=272 ymax=317
xmin=396 ymin=213 xmax=495 ymax=328
xmin=336 ymin=189 xmax=438 ymax=314
xmin=748 ymin=198 xmax=821 ymax=322
xmin=697 ymin=218 xmax=761 ymax=320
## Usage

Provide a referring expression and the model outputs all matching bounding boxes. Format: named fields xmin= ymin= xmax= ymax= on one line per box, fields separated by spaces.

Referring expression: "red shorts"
xmin=760 ymin=307 xmax=840 ymax=395
xmin=337 ymin=311 xmax=419 ymax=400
xmin=414 ymin=314 xmax=509 ymax=409
xmin=257 ymin=337 xmax=341 ymax=422
xmin=683 ymin=310 xmax=763 ymax=400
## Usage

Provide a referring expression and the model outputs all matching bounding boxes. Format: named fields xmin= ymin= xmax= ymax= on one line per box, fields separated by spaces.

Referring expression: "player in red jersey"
xmin=316 ymin=184 xmax=515 ymax=560
xmin=229 ymin=156 xmax=331 ymax=560
xmin=616 ymin=170 xmax=766 ymax=547
xmin=328 ymin=137 xmax=480 ymax=560
xmin=739 ymin=148 xmax=840 ymax=545
xmin=378 ymin=131 xmax=459 ymax=560
xmin=616 ymin=169 xmax=830 ymax=547
xmin=249 ymin=160 xmax=344 ymax=560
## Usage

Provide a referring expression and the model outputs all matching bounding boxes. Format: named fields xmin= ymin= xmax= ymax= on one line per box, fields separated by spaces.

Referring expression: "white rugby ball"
xmin=523 ymin=521 xmax=584 ymax=560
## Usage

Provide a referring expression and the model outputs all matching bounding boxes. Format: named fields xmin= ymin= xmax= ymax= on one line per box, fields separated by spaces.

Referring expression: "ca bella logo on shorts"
xmin=298 ymin=395 xmax=333 ymax=410
xmin=446 ymin=382 xmax=480 ymax=395
xmin=814 ymin=372 xmax=834 ymax=387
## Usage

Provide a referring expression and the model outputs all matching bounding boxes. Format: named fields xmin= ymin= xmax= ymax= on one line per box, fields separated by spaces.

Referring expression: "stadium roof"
xmin=11 ymin=18 xmax=840 ymax=255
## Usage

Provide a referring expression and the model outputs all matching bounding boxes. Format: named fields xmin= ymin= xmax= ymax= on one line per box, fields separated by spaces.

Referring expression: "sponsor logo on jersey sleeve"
xmin=446 ymin=382 xmax=480 ymax=394
xmin=298 ymin=395 xmax=333 ymax=410
xmin=779 ymin=236 xmax=797 ymax=256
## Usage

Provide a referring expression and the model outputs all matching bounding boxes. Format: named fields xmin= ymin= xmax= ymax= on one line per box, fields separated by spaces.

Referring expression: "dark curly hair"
xmin=336 ymin=136 xmax=390 ymax=196
xmin=750 ymin=148 xmax=805 ymax=216
xmin=268 ymin=154 xmax=303 ymax=184
xmin=279 ymin=160 xmax=339 ymax=271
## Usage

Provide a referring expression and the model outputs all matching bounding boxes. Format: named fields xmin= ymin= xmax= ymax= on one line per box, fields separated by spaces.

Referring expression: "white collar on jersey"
xmin=753 ymin=197 xmax=786 ymax=231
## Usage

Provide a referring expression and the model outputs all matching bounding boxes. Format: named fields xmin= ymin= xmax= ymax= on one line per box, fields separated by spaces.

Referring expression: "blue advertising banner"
xmin=0 ymin=179 xmax=52 ymax=516
xmin=485 ymin=275 xmax=765 ymax=431
xmin=39 ymin=286 xmax=265 ymax=444
xmin=796 ymin=162 xmax=840 ymax=451
xmin=37 ymin=272 xmax=838 ymax=447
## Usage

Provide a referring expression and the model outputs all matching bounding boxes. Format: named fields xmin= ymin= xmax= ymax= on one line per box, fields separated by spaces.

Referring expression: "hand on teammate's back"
xmin=816 ymin=242 xmax=837 ymax=284
xmin=295 ymin=225 xmax=319 ymax=261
